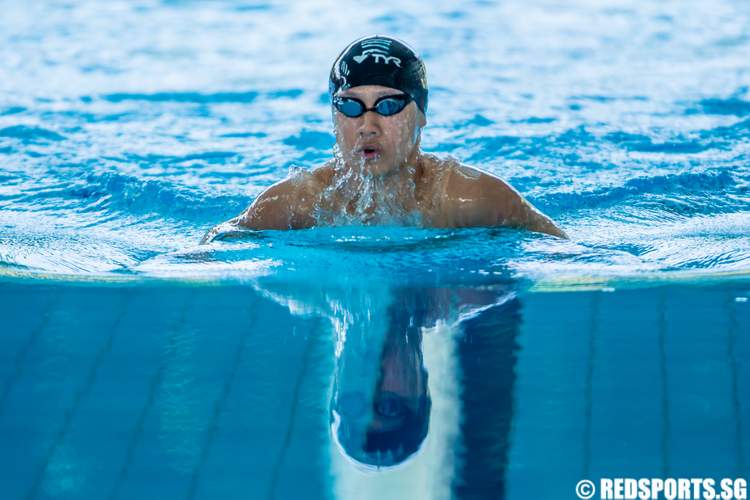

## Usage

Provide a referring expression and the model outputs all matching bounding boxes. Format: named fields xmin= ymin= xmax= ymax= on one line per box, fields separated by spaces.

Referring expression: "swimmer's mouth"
xmin=358 ymin=146 xmax=381 ymax=160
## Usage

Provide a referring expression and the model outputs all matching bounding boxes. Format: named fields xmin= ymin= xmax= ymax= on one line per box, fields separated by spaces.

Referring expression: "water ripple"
xmin=0 ymin=0 xmax=749 ymax=283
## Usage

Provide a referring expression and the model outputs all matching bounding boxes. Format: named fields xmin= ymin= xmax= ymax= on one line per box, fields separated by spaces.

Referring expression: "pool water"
xmin=2 ymin=278 xmax=748 ymax=499
xmin=1 ymin=0 xmax=749 ymax=498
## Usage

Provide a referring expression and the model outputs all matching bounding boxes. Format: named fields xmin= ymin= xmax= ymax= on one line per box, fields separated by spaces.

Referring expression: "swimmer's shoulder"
xmin=418 ymin=153 xmax=478 ymax=189
xmin=308 ymin=159 xmax=336 ymax=190
xmin=417 ymin=153 xmax=480 ymax=219
xmin=237 ymin=161 xmax=335 ymax=230
xmin=423 ymin=154 xmax=567 ymax=238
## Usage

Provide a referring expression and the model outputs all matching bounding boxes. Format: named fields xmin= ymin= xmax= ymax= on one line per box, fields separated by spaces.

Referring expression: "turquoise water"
xmin=2 ymin=279 xmax=748 ymax=499
xmin=1 ymin=0 xmax=749 ymax=498
xmin=1 ymin=0 xmax=749 ymax=278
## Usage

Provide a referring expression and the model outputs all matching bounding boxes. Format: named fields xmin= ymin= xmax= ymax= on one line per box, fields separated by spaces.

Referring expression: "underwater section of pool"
xmin=0 ymin=277 xmax=748 ymax=499
xmin=1 ymin=0 xmax=750 ymax=498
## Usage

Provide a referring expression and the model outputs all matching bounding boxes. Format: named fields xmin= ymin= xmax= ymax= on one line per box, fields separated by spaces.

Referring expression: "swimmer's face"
xmin=332 ymin=85 xmax=426 ymax=176
xmin=367 ymin=338 xmax=426 ymax=433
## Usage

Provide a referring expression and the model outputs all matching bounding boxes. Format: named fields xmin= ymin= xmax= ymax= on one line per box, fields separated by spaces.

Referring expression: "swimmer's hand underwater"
xmin=201 ymin=35 xmax=567 ymax=243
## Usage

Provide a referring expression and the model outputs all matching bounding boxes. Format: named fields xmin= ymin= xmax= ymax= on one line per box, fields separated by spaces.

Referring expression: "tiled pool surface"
xmin=1 ymin=277 xmax=747 ymax=499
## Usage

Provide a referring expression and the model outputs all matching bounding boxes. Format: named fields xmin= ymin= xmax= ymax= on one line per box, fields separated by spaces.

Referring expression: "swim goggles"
xmin=333 ymin=94 xmax=413 ymax=118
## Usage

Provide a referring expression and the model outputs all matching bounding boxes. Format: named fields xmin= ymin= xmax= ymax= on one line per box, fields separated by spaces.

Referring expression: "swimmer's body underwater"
xmin=203 ymin=35 xmax=567 ymax=241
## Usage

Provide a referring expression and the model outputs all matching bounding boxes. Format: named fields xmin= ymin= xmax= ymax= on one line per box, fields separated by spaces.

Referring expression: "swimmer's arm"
xmin=201 ymin=166 xmax=332 ymax=243
xmin=443 ymin=166 xmax=568 ymax=238
xmin=236 ymin=179 xmax=316 ymax=230
xmin=200 ymin=179 xmax=312 ymax=243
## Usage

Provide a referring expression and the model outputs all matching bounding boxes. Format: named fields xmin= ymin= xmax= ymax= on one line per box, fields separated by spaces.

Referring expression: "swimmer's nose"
xmin=358 ymin=110 xmax=381 ymax=138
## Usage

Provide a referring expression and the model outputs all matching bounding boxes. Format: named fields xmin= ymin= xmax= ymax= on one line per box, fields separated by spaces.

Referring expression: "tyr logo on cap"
xmin=352 ymin=38 xmax=402 ymax=67
xmin=329 ymin=35 xmax=428 ymax=113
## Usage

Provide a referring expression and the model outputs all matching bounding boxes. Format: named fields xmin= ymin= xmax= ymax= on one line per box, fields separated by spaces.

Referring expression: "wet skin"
xmin=205 ymin=85 xmax=567 ymax=240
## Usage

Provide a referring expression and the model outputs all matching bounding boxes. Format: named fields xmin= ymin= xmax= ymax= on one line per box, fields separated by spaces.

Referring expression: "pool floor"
xmin=1 ymin=278 xmax=748 ymax=499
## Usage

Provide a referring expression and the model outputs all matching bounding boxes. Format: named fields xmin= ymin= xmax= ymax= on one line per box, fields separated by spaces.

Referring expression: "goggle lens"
xmin=335 ymin=99 xmax=366 ymax=117
xmin=334 ymin=95 xmax=411 ymax=118
xmin=374 ymin=97 xmax=408 ymax=116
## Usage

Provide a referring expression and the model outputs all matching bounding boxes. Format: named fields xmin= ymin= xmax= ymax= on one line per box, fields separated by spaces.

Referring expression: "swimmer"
xmin=203 ymin=35 xmax=567 ymax=242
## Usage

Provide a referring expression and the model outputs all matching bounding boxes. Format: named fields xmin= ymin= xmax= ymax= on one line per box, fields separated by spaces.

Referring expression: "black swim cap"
xmin=329 ymin=35 xmax=428 ymax=114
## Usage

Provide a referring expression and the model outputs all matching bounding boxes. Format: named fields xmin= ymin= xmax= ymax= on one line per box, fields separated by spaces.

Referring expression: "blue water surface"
xmin=1 ymin=1 xmax=749 ymax=499
xmin=0 ymin=0 xmax=748 ymax=281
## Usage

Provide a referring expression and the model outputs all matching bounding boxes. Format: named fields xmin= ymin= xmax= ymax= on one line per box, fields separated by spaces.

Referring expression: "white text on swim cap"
xmin=352 ymin=39 xmax=402 ymax=67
